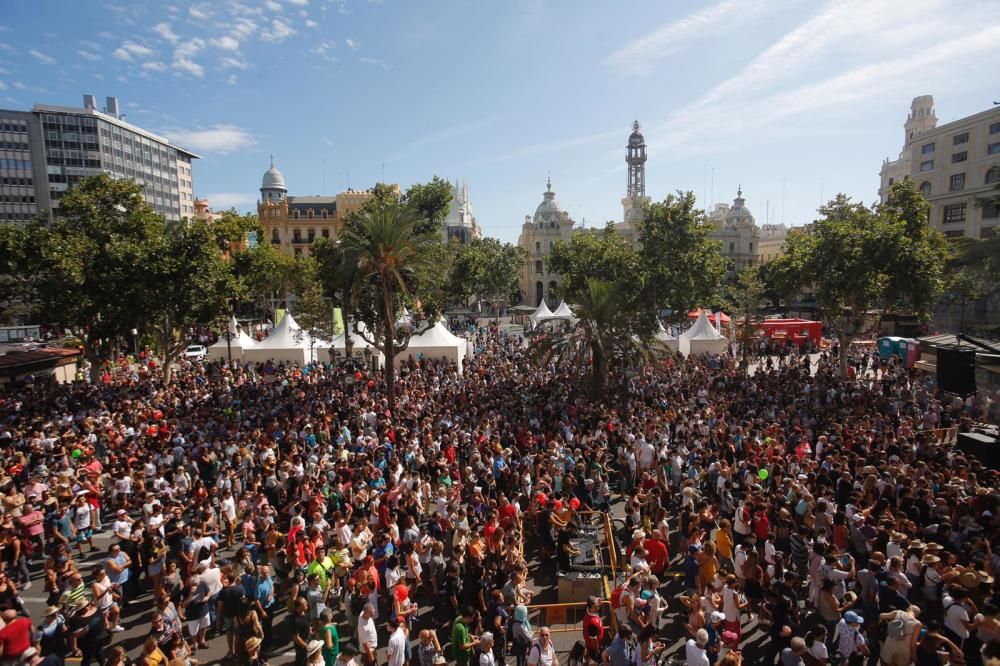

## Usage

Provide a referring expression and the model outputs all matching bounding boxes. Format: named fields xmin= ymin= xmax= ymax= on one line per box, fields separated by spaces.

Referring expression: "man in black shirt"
xmin=73 ymin=600 xmax=109 ymax=666
xmin=217 ymin=568 xmax=246 ymax=660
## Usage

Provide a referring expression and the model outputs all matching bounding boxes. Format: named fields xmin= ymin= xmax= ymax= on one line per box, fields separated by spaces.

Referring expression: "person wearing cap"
xmin=836 ymin=610 xmax=869 ymax=665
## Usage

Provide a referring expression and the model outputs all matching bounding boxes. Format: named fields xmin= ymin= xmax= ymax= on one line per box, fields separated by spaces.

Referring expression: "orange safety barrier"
xmin=926 ymin=426 xmax=959 ymax=445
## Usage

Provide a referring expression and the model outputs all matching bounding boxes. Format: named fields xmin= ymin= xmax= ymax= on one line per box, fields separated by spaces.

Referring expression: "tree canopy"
xmin=450 ymin=237 xmax=526 ymax=314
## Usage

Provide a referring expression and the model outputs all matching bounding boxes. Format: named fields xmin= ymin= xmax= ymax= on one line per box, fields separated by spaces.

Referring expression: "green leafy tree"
xmin=10 ymin=175 xmax=161 ymax=380
xmin=231 ymin=241 xmax=300 ymax=316
xmin=769 ymin=193 xmax=947 ymax=376
xmin=531 ymin=278 xmax=650 ymax=398
xmin=403 ymin=176 xmax=453 ymax=236
xmin=338 ymin=203 xmax=439 ymax=412
xmin=292 ymin=263 xmax=338 ymax=364
xmin=450 ymin=238 xmax=526 ymax=322
xmin=637 ymin=192 xmax=726 ymax=319
xmin=145 ymin=220 xmax=234 ymax=381
xmin=547 ymin=224 xmax=642 ymax=301
xmin=723 ymin=266 xmax=768 ymax=357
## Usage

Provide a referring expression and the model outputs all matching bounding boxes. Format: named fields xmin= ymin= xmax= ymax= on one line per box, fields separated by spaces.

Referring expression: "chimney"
xmin=83 ymin=94 xmax=97 ymax=110
xmin=106 ymin=96 xmax=120 ymax=119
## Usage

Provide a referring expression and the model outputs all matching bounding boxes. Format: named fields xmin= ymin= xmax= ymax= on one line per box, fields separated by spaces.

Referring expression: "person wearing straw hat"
xmin=307 ymin=638 xmax=326 ymax=666
xmin=246 ymin=636 xmax=268 ymax=666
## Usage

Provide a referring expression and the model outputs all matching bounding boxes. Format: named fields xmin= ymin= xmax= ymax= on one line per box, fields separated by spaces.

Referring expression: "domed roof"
xmin=262 ymin=159 xmax=286 ymax=191
xmin=535 ymin=177 xmax=563 ymax=218
xmin=628 ymin=120 xmax=645 ymax=146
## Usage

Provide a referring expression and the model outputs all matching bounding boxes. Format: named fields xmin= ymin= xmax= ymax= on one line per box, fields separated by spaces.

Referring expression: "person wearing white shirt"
xmin=685 ymin=630 xmax=710 ymax=666
xmin=386 ymin=616 xmax=408 ymax=666
xmin=477 ymin=632 xmax=496 ymax=666
xmin=357 ymin=604 xmax=378 ymax=666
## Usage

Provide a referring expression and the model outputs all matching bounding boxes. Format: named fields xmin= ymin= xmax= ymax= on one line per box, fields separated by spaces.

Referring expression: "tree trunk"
xmin=85 ymin=335 xmax=101 ymax=384
xmin=590 ymin=341 xmax=606 ymax=399
xmin=835 ymin=319 xmax=854 ymax=379
xmin=381 ymin=278 xmax=396 ymax=414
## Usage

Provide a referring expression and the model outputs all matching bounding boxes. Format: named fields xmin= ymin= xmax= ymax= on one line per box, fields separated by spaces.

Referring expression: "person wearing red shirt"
xmin=0 ymin=610 xmax=32 ymax=661
xmin=753 ymin=511 xmax=770 ymax=541
xmin=643 ymin=535 xmax=669 ymax=575
xmin=582 ymin=596 xmax=606 ymax=658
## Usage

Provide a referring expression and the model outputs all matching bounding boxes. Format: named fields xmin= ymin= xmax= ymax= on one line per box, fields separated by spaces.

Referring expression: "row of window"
xmin=0 ymin=195 xmax=35 ymax=203
xmin=0 ymin=141 xmax=30 ymax=151
xmin=0 ymin=159 xmax=31 ymax=170
xmin=0 ymin=122 xmax=28 ymax=133
xmin=921 ymin=146 xmax=1000 ymax=172
xmin=271 ymin=228 xmax=332 ymax=243
xmin=942 ymin=202 xmax=1000 ymax=224
xmin=921 ymin=167 xmax=1000 ymax=196
xmin=0 ymin=177 xmax=32 ymax=186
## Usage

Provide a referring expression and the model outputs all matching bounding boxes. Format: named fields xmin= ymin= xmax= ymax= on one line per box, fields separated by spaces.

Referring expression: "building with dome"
xmin=706 ymin=187 xmax=787 ymax=273
xmin=515 ymin=122 xmax=654 ymax=307
xmin=442 ymin=181 xmax=482 ymax=245
xmin=257 ymin=159 xmax=398 ymax=257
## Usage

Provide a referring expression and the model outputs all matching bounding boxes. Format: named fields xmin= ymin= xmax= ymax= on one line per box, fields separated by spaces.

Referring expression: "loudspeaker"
xmin=937 ymin=347 xmax=976 ymax=396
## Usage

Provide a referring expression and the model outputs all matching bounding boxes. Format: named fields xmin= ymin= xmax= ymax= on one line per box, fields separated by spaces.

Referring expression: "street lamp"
xmin=363 ymin=347 xmax=374 ymax=374
xmin=344 ymin=315 xmax=353 ymax=366
xmin=131 ymin=329 xmax=138 ymax=356
xmin=226 ymin=313 xmax=238 ymax=364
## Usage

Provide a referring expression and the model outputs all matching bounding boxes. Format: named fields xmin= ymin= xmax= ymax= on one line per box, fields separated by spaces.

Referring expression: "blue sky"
xmin=2 ymin=0 xmax=999 ymax=242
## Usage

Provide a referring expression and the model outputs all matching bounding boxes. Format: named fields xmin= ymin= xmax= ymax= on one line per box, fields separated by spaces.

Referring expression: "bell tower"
xmin=626 ymin=120 xmax=646 ymax=198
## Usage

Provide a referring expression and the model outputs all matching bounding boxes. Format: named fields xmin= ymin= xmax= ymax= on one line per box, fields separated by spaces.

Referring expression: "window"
xmin=921 ymin=143 xmax=935 ymax=154
xmin=944 ymin=229 xmax=964 ymax=238
xmin=307 ymin=229 xmax=315 ymax=242
xmin=888 ymin=177 xmax=895 ymax=186
xmin=988 ymin=142 xmax=1000 ymax=155
xmin=293 ymin=229 xmax=302 ymax=242
xmin=953 ymin=132 xmax=969 ymax=145
xmin=943 ymin=204 xmax=966 ymax=224
xmin=950 ymin=173 xmax=965 ymax=192
xmin=920 ymin=160 xmax=934 ymax=172
xmin=987 ymin=167 xmax=1000 ymax=185
xmin=535 ymin=260 xmax=543 ymax=274
xmin=983 ymin=203 xmax=999 ymax=219
xmin=729 ymin=242 xmax=735 ymax=253
xmin=981 ymin=225 xmax=998 ymax=239
xmin=991 ymin=122 xmax=1000 ymax=134
xmin=322 ymin=229 xmax=329 ymax=238
xmin=952 ymin=151 xmax=967 ymax=163
xmin=535 ymin=241 xmax=540 ymax=252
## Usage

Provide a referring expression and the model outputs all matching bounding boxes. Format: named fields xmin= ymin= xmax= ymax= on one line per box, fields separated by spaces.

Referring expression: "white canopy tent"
xmin=652 ymin=322 xmax=678 ymax=354
xmin=243 ymin=313 xmax=323 ymax=365
xmin=397 ymin=321 xmax=468 ymax=374
xmin=679 ymin=311 xmax=728 ymax=357
xmin=550 ymin=301 xmax=577 ymax=322
xmin=529 ymin=300 xmax=555 ymax=327
xmin=206 ymin=328 xmax=257 ymax=360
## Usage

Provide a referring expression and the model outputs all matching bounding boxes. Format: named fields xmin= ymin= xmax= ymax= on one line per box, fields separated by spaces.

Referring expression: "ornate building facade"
xmin=257 ymin=160 xmax=397 ymax=256
xmin=706 ymin=188 xmax=787 ymax=273
xmin=516 ymin=122 xmax=651 ymax=306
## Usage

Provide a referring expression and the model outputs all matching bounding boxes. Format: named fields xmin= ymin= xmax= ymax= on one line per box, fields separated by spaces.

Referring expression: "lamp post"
xmin=363 ymin=347 xmax=373 ymax=375
xmin=226 ymin=313 xmax=238 ymax=364
xmin=131 ymin=328 xmax=138 ymax=356
xmin=344 ymin=314 xmax=353 ymax=366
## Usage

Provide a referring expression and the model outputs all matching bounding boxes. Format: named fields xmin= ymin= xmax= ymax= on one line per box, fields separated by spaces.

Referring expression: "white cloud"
xmin=163 ymin=125 xmax=255 ymax=153
xmin=288 ymin=0 xmax=308 ymax=5
xmin=305 ymin=19 xmax=318 ymax=28
xmin=231 ymin=18 xmax=258 ymax=40
xmin=12 ymin=81 xmax=25 ymax=89
xmin=221 ymin=56 xmax=249 ymax=69
xmin=205 ymin=192 xmax=256 ymax=209
xmin=153 ymin=22 xmax=180 ymax=44
xmin=226 ymin=74 xmax=238 ymax=85
xmin=359 ymin=56 xmax=386 ymax=67
xmin=0 ymin=81 xmax=6 ymax=91
xmin=261 ymin=18 xmax=295 ymax=42
xmin=175 ymin=37 xmax=205 ymax=59
xmin=28 ymin=48 xmax=56 ymax=64
xmin=345 ymin=38 xmax=359 ymax=49
xmin=142 ymin=61 xmax=168 ymax=72
xmin=172 ymin=57 xmax=204 ymax=77
xmin=80 ymin=39 xmax=101 ymax=50
xmin=113 ymin=40 xmax=154 ymax=61
xmin=264 ymin=0 xmax=283 ymax=10
xmin=0 ymin=43 xmax=14 ymax=53
xmin=189 ymin=4 xmax=212 ymax=20
xmin=212 ymin=35 xmax=240 ymax=50
xmin=606 ymin=0 xmax=773 ymax=68
xmin=78 ymin=50 xmax=101 ymax=61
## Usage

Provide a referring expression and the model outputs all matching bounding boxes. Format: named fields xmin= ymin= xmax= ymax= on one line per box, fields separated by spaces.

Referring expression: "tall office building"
xmin=0 ymin=94 xmax=198 ymax=224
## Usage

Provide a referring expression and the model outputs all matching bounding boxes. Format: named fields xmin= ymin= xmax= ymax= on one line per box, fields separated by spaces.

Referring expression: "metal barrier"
xmin=927 ymin=426 xmax=959 ymax=445
xmin=525 ymin=599 xmax=615 ymax=635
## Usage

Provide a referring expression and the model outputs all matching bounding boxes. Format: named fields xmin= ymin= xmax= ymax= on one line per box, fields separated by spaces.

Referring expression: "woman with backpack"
xmin=510 ymin=604 xmax=534 ymax=666
xmin=878 ymin=606 xmax=922 ymax=666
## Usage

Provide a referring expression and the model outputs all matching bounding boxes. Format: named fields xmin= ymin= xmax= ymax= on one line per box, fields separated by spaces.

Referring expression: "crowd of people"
xmin=0 ymin=325 xmax=997 ymax=666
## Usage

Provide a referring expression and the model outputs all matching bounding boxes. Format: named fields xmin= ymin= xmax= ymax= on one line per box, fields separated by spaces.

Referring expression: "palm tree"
xmin=532 ymin=278 xmax=650 ymax=398
xmin=338 ymin=204 xmax=437 ymax=412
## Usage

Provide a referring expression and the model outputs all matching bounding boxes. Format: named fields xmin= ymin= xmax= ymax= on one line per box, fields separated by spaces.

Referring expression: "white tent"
xmin=206 ymin=328 xmax=257 ymax=360
xmin=550 ymin=301 xmax=577 ymax=322
xmin=652 ymin=322 xmax=678 ymax=354
xmin=679 ymin=311 xmax=728 ymax=357
xmin=397 ymin=321 xmax=468 ymax=374
xmin=243 ymin=313 xmax=321 ymax=365
xmin=529 ymin=300 xmax=555 ymax=327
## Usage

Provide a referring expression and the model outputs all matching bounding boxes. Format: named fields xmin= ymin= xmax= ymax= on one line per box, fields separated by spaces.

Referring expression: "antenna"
xmin=381 ymin=162 xmax=385 ymax=183
xmin=781 ymin=177 xmax=786 ymax=225
xmin=709 ymin=168 xmax=714 ymax=207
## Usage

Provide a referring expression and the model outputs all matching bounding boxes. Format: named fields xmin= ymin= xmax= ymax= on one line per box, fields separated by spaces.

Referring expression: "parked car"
xmin=183 ymin=345 xmax=207 ymax=362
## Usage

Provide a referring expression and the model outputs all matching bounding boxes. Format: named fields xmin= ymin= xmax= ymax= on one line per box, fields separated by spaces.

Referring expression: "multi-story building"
xmin=706 ymin=189 xmax=787 ymax=272
xmin=258 ymin=160 xmax=399 ymax=256
xmin=0 ymin=94 xmax=198 ymax=224
xmin=516 ymin=122 xmax=654 ymax=307
xmin=879 ymin=95 xmax=1000 ymax=238
xmin=442 ymin=181 xmax=482 ymax=245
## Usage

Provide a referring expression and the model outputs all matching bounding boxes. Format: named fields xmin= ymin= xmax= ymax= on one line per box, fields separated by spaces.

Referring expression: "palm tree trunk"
xmin=591 ymin=341 xmax=606 ymax=399
xmin=381 ymin=277 xmax=396 ymax=413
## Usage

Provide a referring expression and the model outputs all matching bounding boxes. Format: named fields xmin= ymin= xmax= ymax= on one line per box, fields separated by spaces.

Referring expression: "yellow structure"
xmin=257 ymin=160 xmax=397 ymax=256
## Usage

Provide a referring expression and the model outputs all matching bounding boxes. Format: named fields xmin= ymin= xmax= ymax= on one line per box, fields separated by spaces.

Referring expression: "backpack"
xmin=610 ymin=583 xmax=627 ymax=610
xmin=887 ymin=613 xmax=907 ymax=640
